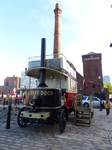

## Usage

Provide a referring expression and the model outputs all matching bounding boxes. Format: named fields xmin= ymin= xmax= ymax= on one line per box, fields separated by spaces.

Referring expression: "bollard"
xmin=6 ymin=104 xmax=11 ymax=129
xmin=3 ymin=99 xmax=5 ymax=110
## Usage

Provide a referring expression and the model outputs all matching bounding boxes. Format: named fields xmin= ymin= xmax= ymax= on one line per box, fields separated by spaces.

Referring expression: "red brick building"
xmin=76 ymin=71 xmax=84 ymax=96
xmin=82 ymin=52 xmax=103 ymax=86
xmin=4 ymin=75 xmax=21 ymax=89
xmin=80 ymin=52 xmax=109 ymax=99
xmin=0 ymin=75 xmax=21 ymax=96
xmin=0 ymin=86 xmax=14 ymax=96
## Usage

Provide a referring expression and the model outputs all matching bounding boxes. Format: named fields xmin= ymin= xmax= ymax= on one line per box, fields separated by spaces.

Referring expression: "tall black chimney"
xmin=38 ymin=38 xmax=48 ymax=87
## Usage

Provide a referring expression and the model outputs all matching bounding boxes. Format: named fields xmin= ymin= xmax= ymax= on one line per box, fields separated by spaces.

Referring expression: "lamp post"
xmin=110 ymin=43 xmax=112 ymax=47
xmin=36 ymin=80 xmax=37 ymax=88
xmin=98 ymin=75 xmax=102 ymax=111
xmin=110 ymin=5 xmax=112 ymax=47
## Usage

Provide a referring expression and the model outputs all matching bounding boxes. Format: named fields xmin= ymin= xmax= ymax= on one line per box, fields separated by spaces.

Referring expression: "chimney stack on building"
xmin=53 ymin=3 xmax=62 ymax=58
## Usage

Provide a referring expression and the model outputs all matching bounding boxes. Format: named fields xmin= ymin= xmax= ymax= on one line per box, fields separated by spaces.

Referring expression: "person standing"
xmin=15 ymin=94 xmax=18 ymax=106
xmin=104 ymin=98 xmax=110 ymax=115
xmin=23 ymin=94 xmax=25 ymax=105
xmin=15 ymin=97 xmax=16 ymax=106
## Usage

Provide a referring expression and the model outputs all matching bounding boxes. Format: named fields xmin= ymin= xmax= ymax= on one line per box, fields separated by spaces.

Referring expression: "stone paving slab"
xmin=0 ymin=107 xmax=112 ymax=150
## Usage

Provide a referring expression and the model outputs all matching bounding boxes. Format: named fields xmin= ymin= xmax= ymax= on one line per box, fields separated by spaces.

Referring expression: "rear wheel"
xmin=62 ymin=106 xmax=68 ymax=120
xmin=17 ymin=107 xmax=27 ymax=127
xmin=59 ymin=109 xmax=66 ymax=133
xmin=84 ymin=103 xmax=89 ymax=108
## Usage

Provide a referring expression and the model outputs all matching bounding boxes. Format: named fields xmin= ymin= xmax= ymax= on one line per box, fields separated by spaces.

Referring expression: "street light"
xmin=110 ymin=43 xmax=112 ymax=47
xmin=98 ymin=75 xmax=102 ymax=111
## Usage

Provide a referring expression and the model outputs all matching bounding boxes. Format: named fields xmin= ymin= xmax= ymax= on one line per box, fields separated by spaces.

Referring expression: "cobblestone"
xmin=0 ymin=105 xmax=112 ymax=149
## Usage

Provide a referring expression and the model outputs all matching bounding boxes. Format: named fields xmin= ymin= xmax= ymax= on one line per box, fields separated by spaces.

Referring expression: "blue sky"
xmin=0 ymin=0 xmax=112 ymax=85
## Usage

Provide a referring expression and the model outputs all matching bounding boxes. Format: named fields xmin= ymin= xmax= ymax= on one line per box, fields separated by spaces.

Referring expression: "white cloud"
xmin=0 ymin=51 xmax=27 ymax=85
xmin=61 ymin=0 xmax=82 ymax=20
xmin=61 ymin=0 xmax=112 ymax=79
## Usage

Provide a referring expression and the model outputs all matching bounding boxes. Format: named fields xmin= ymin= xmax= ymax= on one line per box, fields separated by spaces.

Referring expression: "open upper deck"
xmin=27 ymin=53 xmax=77 ymax=81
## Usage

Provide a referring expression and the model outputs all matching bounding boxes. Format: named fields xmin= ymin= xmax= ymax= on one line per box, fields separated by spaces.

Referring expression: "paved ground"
xmin=0 ymin=105 xmax=112 ymax=150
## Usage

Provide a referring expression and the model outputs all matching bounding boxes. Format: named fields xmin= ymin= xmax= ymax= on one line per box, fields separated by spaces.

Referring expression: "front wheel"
xmin=17 ymin=107 xmax=27 ymax=127
xmin=59 ymin=109 xmax=66 ymax=133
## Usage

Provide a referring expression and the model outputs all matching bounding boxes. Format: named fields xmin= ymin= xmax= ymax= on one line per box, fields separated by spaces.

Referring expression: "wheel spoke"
xmin=17 ymin=107 xmax=27 ymax=127
xmin=59 ymin=109 xmax=66 ymax=133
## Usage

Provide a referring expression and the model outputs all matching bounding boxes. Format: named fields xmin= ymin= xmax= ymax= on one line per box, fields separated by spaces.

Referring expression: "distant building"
xmin=0 ymin=85 xmax=14 ymax=96
xmin=4 ymin=75 xmax=21 ymax=89
xmin=0 ymin=75 xmax=21 ymax=96
xmin=21 ymin=71 xmax=37 ymax=89
xmin=103 ymin=76 xmax=110 ymax=84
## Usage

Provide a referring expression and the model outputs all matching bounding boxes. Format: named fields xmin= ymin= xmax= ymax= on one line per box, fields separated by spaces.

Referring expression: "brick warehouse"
xmin=4 ymin=75 xmax=20 ymax=89
xmin=0 ymin=75 xmax=21 ymax=96
xmin=80 ymin=52 xmax=109 ymax=99
xmin=82 ymin=52 xmax=103 ymax=85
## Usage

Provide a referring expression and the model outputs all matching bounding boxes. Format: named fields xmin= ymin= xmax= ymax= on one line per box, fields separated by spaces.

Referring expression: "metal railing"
xmin=0 ymin=107 xmax=8 ymax=126
xmin=28 ymin=53 xmax=76 ymax=71
xmin=0 ymin=102 xmax=20 ymax=128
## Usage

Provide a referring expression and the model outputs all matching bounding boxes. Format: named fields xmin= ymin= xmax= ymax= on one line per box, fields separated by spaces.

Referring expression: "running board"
xmin=76 ymin=122 xmax=90 ymax=127
xmin=20 ymin=111 xmax=50 ymax=119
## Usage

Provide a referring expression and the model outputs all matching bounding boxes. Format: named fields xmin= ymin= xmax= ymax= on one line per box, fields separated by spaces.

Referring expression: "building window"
xmin=6 ymin=81 xmax=8 ymax=86
xmin=88 ymin=69 xmax=90 ymax=76
xmin=95 ymin=68 xmax=97 ymax=75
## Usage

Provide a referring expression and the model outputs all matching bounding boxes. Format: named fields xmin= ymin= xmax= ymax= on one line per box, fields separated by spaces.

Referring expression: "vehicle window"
xmin=88 ymin=96 xmax=90 ymax=100
xmin=95 ymin=98 xmax=99 ymax=101
xmin=82 ymin=96 xmax=91 ymax=101
xmin=93 ymin=97 xmax=99 ymax=101
xmin=82 ymin=96 xmax=87 ymax=100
